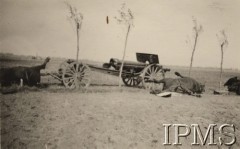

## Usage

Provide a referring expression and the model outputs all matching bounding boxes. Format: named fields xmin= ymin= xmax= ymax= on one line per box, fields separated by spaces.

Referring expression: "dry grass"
xmin=1 ymin=89 xmax=240 ymax=149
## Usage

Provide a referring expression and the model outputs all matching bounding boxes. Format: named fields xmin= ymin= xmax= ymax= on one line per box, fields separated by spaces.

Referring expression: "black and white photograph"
xmin=0 ymin=0 xmax=240 ymax=148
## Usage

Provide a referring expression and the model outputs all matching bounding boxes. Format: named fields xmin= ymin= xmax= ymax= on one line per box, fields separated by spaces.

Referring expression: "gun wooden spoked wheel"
xmin=62 ymin=62 xmax=91 ymax=89
xmin=142 ymin=64 xmax=165 ymax=90
xmin=122 ymin=75 xmax=142 ymax=87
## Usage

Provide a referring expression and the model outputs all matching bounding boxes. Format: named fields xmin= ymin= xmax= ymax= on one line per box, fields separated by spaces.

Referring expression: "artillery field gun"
xmin=45 ymin=53 xmax=170 ymax=89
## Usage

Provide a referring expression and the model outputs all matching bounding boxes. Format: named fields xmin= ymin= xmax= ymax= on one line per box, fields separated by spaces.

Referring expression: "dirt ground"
xmin=1 ymin=85 xmax=240 ymax=149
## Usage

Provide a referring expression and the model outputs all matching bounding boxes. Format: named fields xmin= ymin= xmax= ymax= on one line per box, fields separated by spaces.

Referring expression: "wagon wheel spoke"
xmin=76 ymin=63 xmax=80 ymax=73
xmin=62 ymin=62 xmax=91 ymax=89
xmin=146 ymin=70 xmax=151 ymax=76
xmin=81 ymin=68 xmax=91 ymax=74
xmin=67 ymin=79 xmax=74 ymax=85
xmin=121 ymin=75 xmax=141 ymax=87
xmin=66 ymin=68 xmax=75 ymax=74
xmin=151 ymin=67 xmax=155 ymax=74
xmin=130 ymin=79 xmax=134 ymax=86
xmin=132 ymin=78 xmax=135 ymax=86
xmin=73 ymin=63 xmax=77 ymax=73
xmin=132 ymin=79 xmax=136 ymax=86
xmin=133 ymin=78 xmax=138 ymax=86
xmin=143 ymin=65 xmax=165 ymax=90
xmin=154 ymin=67 xmax=159 ymax=73
xmin=64 ymin=78 xmax=75 ymax=88
xmin=144 ymin=75 xmax=151 ymax=80
xmin=125 ymin=78 xmax=130 ymax=83
xmin=74 ymin=75 xmax=80 ymax=88
xmin=70 ymin=80 xmax=75 ymax=88
xmin=80 ymin=65 xmax=85 ymax=72
xmin=125 ymin=78 xmax=129 ymax=83
xmin=64 ymin=71 xmax=74 ymax=76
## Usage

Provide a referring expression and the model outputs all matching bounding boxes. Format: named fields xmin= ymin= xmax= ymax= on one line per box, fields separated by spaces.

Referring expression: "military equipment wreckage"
xmin=45 ymin=53 xmax=170 ymax=89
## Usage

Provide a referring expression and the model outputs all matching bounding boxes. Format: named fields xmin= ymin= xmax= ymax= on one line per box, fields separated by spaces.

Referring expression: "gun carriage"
xmin=46 ymin=53 xmax=170 ymax=89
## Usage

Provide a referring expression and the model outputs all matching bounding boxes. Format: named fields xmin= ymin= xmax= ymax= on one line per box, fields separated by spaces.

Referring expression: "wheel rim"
xmin=62 ymin=62 xmax=91 ymax=89
xmin=142 ymin=65 xmax=164 ymax=90
xmin=122 ymin=75 xmax=141 ymax=87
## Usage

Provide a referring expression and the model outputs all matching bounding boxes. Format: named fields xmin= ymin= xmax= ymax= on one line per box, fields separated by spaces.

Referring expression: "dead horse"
xmin=148 ymin=72 xmax=205 ymax=97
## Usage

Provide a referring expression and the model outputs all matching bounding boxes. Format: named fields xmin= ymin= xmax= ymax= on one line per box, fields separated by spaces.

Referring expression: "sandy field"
xmin=1 ymin=86 xmax=240 ymax=149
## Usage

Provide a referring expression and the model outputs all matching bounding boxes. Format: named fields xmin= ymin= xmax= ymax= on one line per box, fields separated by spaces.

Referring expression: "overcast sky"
xmin=0 ymin=0 xmax=239 ymax=69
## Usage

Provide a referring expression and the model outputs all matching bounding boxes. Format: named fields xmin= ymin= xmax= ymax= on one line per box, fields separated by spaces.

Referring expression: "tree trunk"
xmin=189 ymin=33 xmax=198 ymax=77
xmin=76 ymin=23 xmax=80 ymax=62
xmin=219 ymin=44 xmax=224 ymax=89
xmin=119 ymin=25 xmax=131 ymax=87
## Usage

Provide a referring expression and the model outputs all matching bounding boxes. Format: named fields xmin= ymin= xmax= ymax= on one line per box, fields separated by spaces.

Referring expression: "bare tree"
xmin=217 ymin=30 xmax=228 ymax=89
xmin=115 ymin=3 xmax=134 ymax=87
xmin=65 ymin=2 xmax=83 ymax=61
xmin=187 ymin=18 xmax=203 ymax=76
